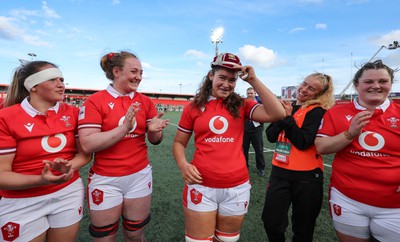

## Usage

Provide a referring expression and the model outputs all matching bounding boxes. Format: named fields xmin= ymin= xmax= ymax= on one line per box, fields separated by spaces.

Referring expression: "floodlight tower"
xmin=27 ymin=53 xmax=37 ymax=61
xmin=211 ymin=27 xmax=224 ymax=56
xmin=339 ymin=41 xmax=399 ymax=99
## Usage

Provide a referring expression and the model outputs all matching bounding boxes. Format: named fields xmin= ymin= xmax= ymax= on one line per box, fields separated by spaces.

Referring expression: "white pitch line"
xmin=168 ymin=122 xmax=178 ymax=127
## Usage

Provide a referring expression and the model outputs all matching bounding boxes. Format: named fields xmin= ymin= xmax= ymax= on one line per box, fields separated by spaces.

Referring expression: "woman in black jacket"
xmin=262 ymin=73 xmax=334 ymax=242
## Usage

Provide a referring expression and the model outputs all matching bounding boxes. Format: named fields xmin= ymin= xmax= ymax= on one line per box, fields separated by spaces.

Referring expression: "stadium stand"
xmin=0 ymin=84 xmax=194 ymax=110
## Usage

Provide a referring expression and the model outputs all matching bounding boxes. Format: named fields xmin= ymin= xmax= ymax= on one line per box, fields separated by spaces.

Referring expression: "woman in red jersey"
xmin=173 ymin=53 xmax=285 ymax=242
xmin=315 ymin=60 xmax=400 ymax=242
xmin=78 ymin=51 xmax=168 ymax=242
xmin=0 ymin=61 xmax=92 ymax=242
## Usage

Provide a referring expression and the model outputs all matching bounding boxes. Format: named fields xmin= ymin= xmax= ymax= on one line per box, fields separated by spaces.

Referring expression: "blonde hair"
xmin=303 ymin=73 xmax=335 ymax=110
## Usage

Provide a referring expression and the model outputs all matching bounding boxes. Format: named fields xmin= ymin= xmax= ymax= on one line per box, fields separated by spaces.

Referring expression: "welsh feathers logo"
xmin=332 ymin=203 xmax=342 ymax=216
xmin=1 ymin=222 xmax=20 ymax=241
xmin=387 ymin=117 xmax=399 ymax=128
xmin=91 ymin=189 xmax=104 ymax=205
xmin=209 ymin=116 xmax=228 ymax=134
xmin=190 ymin=188 xmax=203 ymax=205
xmin=358 ymin=131 xmax=384 ymax=151
xmin=41 ymin=134 xmax=67 ymax=153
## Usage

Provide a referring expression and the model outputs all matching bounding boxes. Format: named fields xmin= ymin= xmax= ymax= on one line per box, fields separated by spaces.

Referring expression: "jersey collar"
xmin=107 ymin=84 xmax=134 ymax=99
xmin=353 ymin=98 xmax=390 ymax=112
xmin=21 ymin=97 xmax=60 ymax=117
xmin=207 ymin=95 xmax=217 ymax=102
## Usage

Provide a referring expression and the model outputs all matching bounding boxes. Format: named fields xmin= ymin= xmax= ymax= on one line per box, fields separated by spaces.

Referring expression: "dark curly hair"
xmin=192 ymin=66 xmax=244 ymax=118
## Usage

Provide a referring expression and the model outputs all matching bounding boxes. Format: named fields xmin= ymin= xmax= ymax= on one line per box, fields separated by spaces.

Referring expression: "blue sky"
xmin=0 ymin=0 xmax=399 ymax=97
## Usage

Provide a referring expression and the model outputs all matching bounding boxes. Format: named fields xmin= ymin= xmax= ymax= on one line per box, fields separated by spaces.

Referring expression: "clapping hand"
xmin=41 ymin=158 xmax=74 ymax=184
xmin=347 ymin=110 xmax=372 ymax=138
xmin=124 ymin=104 xmax=140 ymax=131
xmin=148 ymin=112 xmax=169 ymax=132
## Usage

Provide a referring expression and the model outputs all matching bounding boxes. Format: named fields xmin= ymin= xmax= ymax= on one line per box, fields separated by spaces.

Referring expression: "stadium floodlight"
xmin=27 ymin=53 xmax=37 ymax=60
xmin=388 ymin=41 xmax=399 ymax=50
xmin=339 ymin=40 xmax=400 ymax=99
xmin=211 ymin=27 xmax=224 ymax=56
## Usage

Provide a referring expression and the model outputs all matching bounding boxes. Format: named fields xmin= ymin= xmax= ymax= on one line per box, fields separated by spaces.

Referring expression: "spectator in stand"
xmin=242 ymin=87 xmax=266 ymax=177
xmin=0 ymin=61 xmax=91 ymax=241
xmin=78 ymin=51 xmax=169 ymax=242
xmin=315 ymin=60 xmax=400 ymax=242
xmin=262 ymin=72 xmax=334 ymax=242
xmin=173 ymin=52 xmax=285 ymax=242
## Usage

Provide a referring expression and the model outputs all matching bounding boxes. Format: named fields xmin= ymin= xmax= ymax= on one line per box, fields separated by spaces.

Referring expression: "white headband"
xmin=24 ymin=68 xmax=63 ymax=91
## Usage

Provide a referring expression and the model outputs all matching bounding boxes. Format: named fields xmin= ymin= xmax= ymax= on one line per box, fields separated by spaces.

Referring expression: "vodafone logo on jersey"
xmin=358 ymin=131 xmax=385 ymax=151
xmin=350 ymin=131 xmax=388 ymax=157
xmin=209 ymin=116 xmax=228 ymax=134
xmin=119 ymin=116 xmax=137 ymax=133
xmin=205 ymin=115 xmax=234 ymax=143
xmin=41 ymin=134 xmax=67 ymax=153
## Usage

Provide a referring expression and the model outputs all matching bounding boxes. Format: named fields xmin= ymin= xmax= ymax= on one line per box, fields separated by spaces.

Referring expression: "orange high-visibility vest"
xmin=272 ymin=105 xmax=324 ymax=171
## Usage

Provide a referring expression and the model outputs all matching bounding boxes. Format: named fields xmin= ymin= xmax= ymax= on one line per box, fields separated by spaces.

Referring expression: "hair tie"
xmin=107 ymin=52 xmax=115 ymax=60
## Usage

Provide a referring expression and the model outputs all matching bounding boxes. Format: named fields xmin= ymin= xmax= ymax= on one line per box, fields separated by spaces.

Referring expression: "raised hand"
xmin=234 ymin=65 xmax=256 ymax=83
xmin=280 ymin=100 xmax=293 ymax=117
xmin=148 ymin=112 xmax=169 ymax=132
xmin=347 ymin=110 xmax=372 ymax=138
xmin=124 ymin=104 xmax=139 ymax=131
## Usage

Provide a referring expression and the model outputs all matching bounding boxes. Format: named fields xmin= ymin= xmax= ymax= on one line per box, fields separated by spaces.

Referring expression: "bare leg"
xmin=335 ymin=230 xmax=369 ymax=242
xmin=122 ymin=195 xmax=152 ymax=242
xmin=46 ymin=222 xmax=80 ymax=242
xmin=183 ymin=206 xmax=217 ymax=239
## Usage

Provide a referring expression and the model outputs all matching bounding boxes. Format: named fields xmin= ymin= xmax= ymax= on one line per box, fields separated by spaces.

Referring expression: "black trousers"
xmin=242 ymin=130 xmax=265 ymax=170
xmin=262 ymin=176 xmax=323 ymax=242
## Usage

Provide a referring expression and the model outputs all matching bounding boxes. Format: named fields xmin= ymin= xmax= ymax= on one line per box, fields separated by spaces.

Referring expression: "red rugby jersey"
xmin=78 ymin=86 xmax=158 ymax=176
xmin=0 ymin=99 xmax=80 ymax=198
xmin=178 ymin=98 xmax=258 ymax=188
xmin=318 ymin=99 xmax=400 ymax=208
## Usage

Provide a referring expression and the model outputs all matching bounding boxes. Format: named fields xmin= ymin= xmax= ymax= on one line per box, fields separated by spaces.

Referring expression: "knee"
xmin=262 ymin=215 xmax=286 ymax=235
